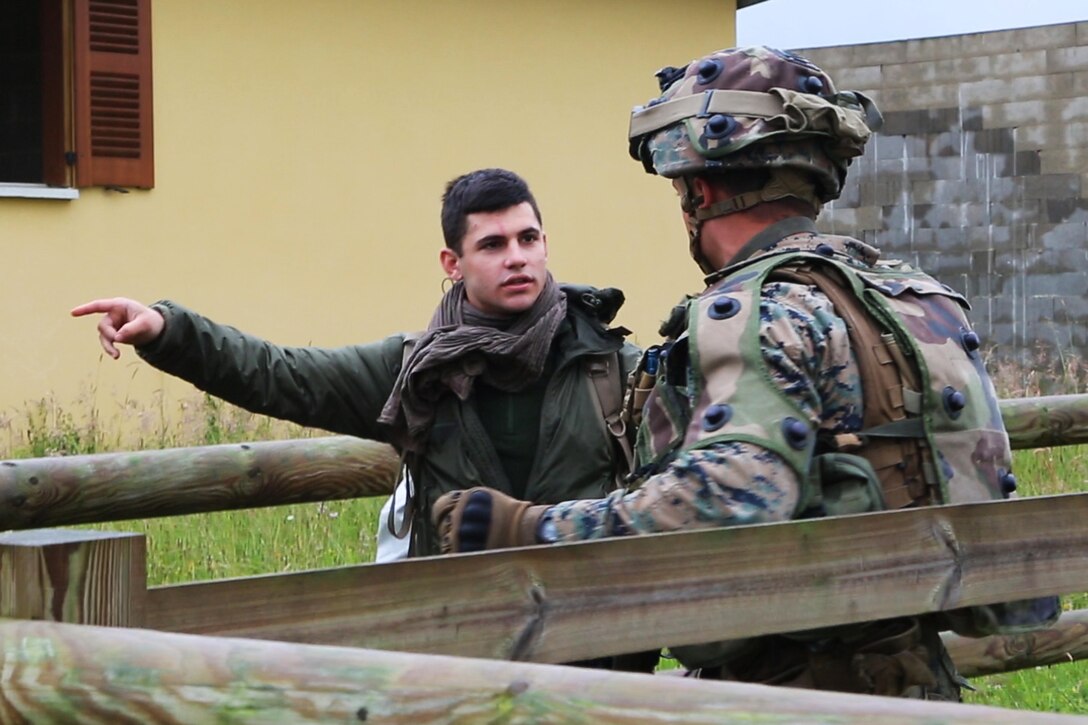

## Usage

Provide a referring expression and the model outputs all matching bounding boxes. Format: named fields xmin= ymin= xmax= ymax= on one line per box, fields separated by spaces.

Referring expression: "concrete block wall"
xmin=799 ymin=21 xmax=1088 ymax=362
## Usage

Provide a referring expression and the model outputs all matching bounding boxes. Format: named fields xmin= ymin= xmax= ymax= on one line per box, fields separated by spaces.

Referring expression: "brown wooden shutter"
xmin=73 ymin=0 xmax=154 ymax=188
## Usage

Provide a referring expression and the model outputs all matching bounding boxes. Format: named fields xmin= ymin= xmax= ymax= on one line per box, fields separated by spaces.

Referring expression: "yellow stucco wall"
xmin=1 ymin=0 xmax=735 ymax=436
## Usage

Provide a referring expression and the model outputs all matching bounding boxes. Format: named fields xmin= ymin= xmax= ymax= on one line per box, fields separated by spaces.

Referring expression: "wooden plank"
xmin=944 ymin=608 xmax=1088 ymax=677
xmin=0 ymin=619 xmax=1071 ymax=724
xmin=0 ymin=529 xmax=146 ymax=627
xmin=0 ymin=437 xmax=398 ymax=530
xmin=1001 ymin=394 xmax=1088 ymax=449
xmin=0 ymin=393 xmax=1084 ymax=531
xmin=145 ymin=493 xmax=1088 ymax=665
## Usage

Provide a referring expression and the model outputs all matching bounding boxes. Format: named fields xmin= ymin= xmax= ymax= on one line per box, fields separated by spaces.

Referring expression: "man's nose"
xmin=505 ymin=241 xmax=527 ymax=266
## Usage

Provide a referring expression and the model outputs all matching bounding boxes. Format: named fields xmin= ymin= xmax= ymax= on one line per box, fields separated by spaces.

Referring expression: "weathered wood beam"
xmin=144 ymin=493 xmax=1088 ymax=665
xmin=0 ymin=529 xmax=146 ymax=627
xmin=1001 ymin=394 xmax=1088 ymax=450
xmin=0 ymin=619 xmax=1072 ymax=724
xmin=0 ymin=393 xmax=1084 ymax=531
xmin=944 ymin=608 xmax=1088 ymax=678
xmin=0 ymin=437 xmax=398 ymax=530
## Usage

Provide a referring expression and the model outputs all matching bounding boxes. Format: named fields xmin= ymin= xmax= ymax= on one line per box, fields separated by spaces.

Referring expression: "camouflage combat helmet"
xmin=628 ymin=46 xmax=881 ymax=272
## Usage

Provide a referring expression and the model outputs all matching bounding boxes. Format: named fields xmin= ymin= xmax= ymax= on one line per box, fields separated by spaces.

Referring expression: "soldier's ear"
xmin=691 ymin=176 xmax=715 ymax=209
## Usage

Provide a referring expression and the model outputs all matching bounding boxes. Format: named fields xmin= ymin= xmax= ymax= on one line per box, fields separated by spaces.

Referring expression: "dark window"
xmin=0 ymin=0 xmax=154 ymax=190
xmin=0 ymin=0 xmax=44 ymax=183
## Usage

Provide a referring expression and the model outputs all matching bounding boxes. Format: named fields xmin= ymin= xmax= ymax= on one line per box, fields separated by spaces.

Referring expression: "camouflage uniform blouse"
xmin=541 ymin=218 xmax=875 ymax=541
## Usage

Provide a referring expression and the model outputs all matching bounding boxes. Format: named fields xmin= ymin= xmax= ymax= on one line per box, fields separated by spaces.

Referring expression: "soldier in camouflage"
xmin=433 ymin=47 xmax=1059 ymax=698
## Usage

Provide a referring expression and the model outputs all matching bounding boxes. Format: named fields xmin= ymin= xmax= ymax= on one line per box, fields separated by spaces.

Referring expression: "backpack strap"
xmin=387 ymin=333 xmax=422 ymax=542
xmin=770 ymin=262 xmax=938 ymax=510
xmin=584 ymin=352 xmax=635 ymax=489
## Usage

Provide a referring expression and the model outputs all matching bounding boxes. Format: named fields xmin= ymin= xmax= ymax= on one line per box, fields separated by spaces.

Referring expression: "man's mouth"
xmin=502 ymin=275 xmax=534 ymax=288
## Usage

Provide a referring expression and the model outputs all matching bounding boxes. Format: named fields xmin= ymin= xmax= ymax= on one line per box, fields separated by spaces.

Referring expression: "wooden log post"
xmin=0 ymin=529 xmax=146 ymax=627
xmin=1000 ymin=394 xmax=1088 ymax=450
xmin=944 ymin=608 xmax=1088 ymax=677
xmin=0 ymin=437 xmax=399 ymax=530
xmin=0 ymin=619 xmax=1075 ymax=724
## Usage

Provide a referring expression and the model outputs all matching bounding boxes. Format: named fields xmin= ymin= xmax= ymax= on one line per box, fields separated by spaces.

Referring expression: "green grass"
xmin=3 ymin=364 xmax=1087 ymax=714
xmin=91 ymin=500 xmax=385 ymax=586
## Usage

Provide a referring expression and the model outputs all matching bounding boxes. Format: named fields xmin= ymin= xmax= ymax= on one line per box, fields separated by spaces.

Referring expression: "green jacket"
xmin=138 ymin=287 xmax=639 ymax=555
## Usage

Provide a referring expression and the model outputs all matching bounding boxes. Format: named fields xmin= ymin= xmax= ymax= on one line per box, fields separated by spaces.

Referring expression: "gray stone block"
xmin=1024 ymin=295 xmax=1055 ymax=328
xmin=961 ymin=74 xmax=1077 ymax=106
xmin=927 ymin=156 xmax=968 ymax=181
xmin=961 ymin=25 xmax=1076 ymax=58
xmin=836 ymin=177 xmax=861 ymax=207
xmin=966 ymin=226 xmax=996 ymax=251
xmin=832 ymin=41 xmax=908 ymax=67
xmin=961 ymin=106 xmax=984 ymax=131
xmin=961 ymin=202 xmax=991 ymax=227
xmin=881 ymin=110 xmax=927 ymax=136
xmin=1040 ymin=147 xmax=1088 ymax=175
xmin=1015 ymin=121 xmax=1088 ymax=151
xmin=935 ymin=229 xmax=969 ymax=254
xmin=1036 ymin=220 xmax=1088 ymax=250
xmin=1076 ymin=70 xmax=1088 ymax=95
xmin=970 ymin=128 xmax=1014 ymax=155
xmin=1022 ymin=173 xmax=1081 ymax=200
xmin=994 ymin=150 xmax=1041 ymax=178
xmin=979 ymin=176 xmax=1020 ymax=201
xmin=1010 ymin=222 xmax=1041 ymax=250
xmin=861 ymin=175 xmax=907 ymax=206
xmin=990 ymin=292 xmax=1017 ymax=323
xmin=874 ymin=134 xmax=905 ymax=159
xmin=984 ymin=96 xmax=1088 ymax=129
xmin=962 ymin=152 xmax=1006 ymax=182
xmin=833 ymin=64 xmax=883 ymax=89
xmin=1047 ymin=45 xmax=1088 ymax=73
xmin=881 ymin=203 xmax=909 ymax=232
xmin=879 ymin=84 xmax=962 ymax=112
xmin=929 ymin=131 xmax=964 ymax=157
xmin=989 ymin=49 xmax=1049 ymax=78
xmin=1044 ymin=199 xmax=1088 ymax=225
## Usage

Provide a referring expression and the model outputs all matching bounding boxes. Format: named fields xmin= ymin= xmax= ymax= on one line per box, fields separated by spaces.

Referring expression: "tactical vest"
xmin=630 ymin=233 xmax=1058 ymax=639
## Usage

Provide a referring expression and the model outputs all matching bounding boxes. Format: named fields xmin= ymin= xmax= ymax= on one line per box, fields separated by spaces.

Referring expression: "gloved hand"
xmin=431 ymin=487 xmax=550 ymax=554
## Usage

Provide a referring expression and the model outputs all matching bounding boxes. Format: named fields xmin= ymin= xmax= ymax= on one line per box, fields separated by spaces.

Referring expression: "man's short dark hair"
xmin=441 ymin=168 xmax=543 ymax=254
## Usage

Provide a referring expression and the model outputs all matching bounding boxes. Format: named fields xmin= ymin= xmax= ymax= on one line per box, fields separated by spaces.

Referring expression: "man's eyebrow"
xmin=472 ymin=233 xmax=506 ymax=249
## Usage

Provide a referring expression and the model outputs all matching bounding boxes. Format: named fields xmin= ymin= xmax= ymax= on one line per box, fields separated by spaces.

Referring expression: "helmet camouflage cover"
xmin=628 ymin=46 xmax=881 ymax=203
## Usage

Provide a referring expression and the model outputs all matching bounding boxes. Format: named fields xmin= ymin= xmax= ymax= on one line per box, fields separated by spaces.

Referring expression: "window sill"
xmin=0 ymin=184 xmax=79 ymax=200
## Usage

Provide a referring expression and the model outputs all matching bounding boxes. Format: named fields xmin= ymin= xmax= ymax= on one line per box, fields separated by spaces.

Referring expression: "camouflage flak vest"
xmin=632 ymin=232 xmax=1059 ymax=636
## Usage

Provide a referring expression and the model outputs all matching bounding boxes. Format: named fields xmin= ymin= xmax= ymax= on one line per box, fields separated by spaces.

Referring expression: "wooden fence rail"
xmin=123 ymin=493 xmax=1088 ymax=664
xmin=1 ymin=394 xmax=1086 ymax=531
xmin=0 ymin=436 xmax=398 ymax=530
xmin=0 ymin=619 xmax=1076 ymax=724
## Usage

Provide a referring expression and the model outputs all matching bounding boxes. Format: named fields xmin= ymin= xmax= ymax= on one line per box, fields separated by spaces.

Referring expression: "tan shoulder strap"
xmin=387 ymin=332 xmax=424 ymax=542
xmin=585 ymin=353 xmax=635 ymax=488
xmin=771 ymin=263 xmax=937 ymax=509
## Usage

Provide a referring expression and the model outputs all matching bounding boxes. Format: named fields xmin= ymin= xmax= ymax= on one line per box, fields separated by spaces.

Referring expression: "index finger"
xmin=70 ymin=298 xmax=126 ymax=317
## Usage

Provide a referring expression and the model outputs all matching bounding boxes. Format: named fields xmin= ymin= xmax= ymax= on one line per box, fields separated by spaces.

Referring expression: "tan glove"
xmin=431 ymin=487 xmax=549 ymax=554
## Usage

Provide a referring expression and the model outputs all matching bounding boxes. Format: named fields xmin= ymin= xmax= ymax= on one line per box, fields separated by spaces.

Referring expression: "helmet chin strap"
xmin=680 ymin=169 xmax=821 ymax=274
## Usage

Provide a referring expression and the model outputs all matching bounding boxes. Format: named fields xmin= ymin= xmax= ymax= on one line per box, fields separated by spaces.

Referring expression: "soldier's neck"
xmin=701 ymin=201 xmax=816 ymax=269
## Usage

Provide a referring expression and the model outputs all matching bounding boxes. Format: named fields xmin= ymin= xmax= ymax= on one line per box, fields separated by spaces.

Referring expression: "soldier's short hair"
xmin=441 ymin=168 xmax=543 ymax=254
